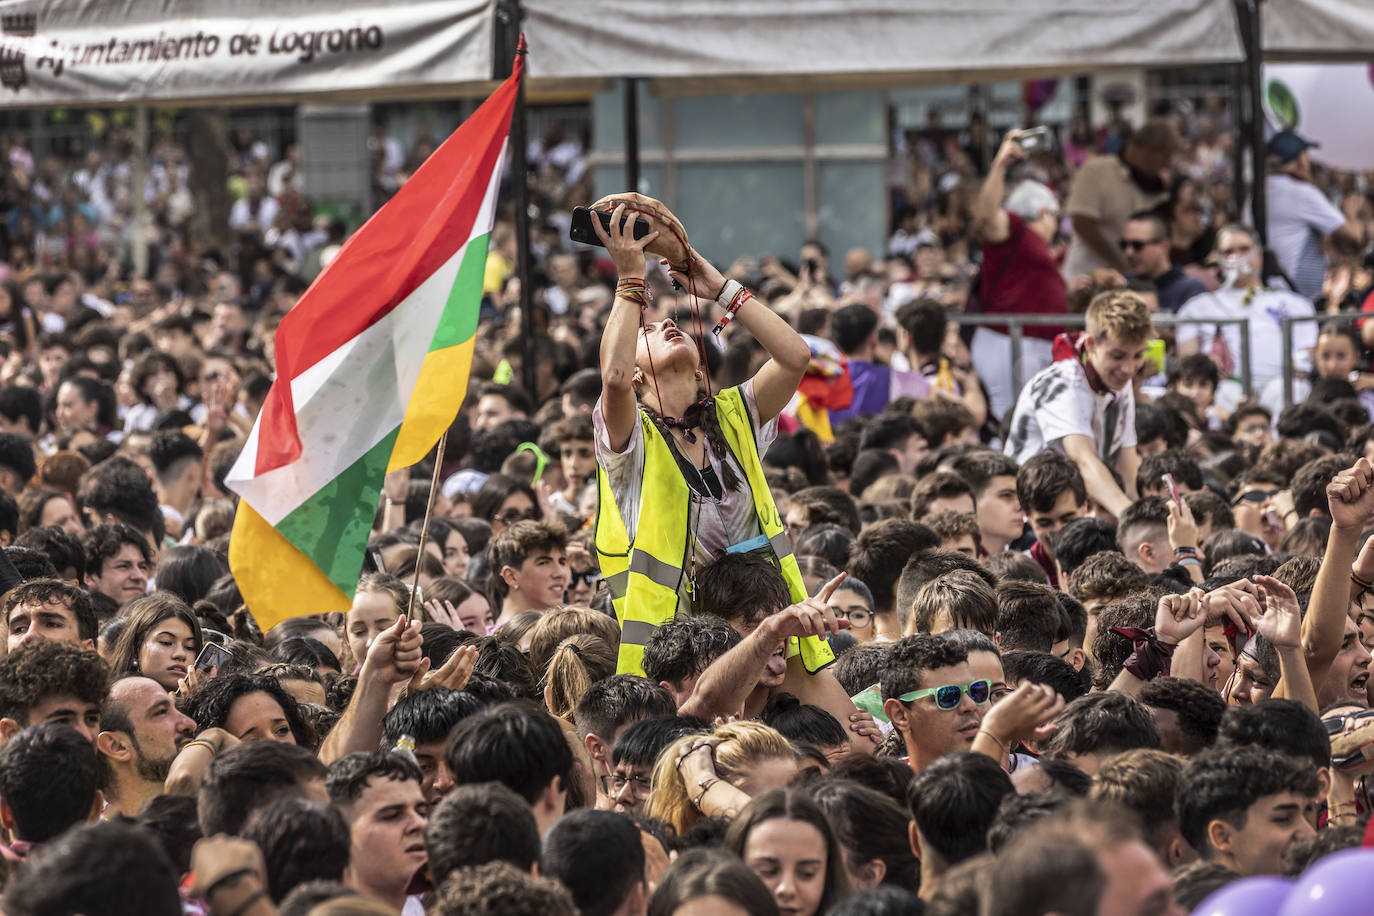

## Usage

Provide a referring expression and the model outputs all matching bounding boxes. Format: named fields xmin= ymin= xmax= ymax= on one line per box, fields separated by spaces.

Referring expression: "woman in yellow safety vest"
xmin=590 ymin=205 xmax=822 ymax=675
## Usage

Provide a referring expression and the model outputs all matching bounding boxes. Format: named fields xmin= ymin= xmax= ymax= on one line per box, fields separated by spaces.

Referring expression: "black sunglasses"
xmin=494 ymin=509 xmax=541 ymax=525
xmin=1231 ymin=488 xmax=1278 ymax=507
xmin=569 ymin=569 xmax=600 ymax=587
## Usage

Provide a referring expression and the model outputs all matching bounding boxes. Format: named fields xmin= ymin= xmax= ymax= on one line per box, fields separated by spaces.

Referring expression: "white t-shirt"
xmin=1266 ymin=173 xmax=1346 ymax=301
xmin=1004 ymin=357 xmax=1136 ymax=466
xmin=594 ymin=381 xmax=778 ymax=599
xmin=1175 ymin=285 xmax=1315 ymax=391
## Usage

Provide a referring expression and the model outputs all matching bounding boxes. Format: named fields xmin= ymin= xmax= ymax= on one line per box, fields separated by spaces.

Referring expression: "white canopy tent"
xmin=1263 ymin=0 xmax=1374 ymax=61
xmin=523 ymin=0 xmax=1245 ymax=88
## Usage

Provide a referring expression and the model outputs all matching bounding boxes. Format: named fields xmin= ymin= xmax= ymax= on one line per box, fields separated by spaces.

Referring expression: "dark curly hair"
xmin=181 ymin=673 xmax=314 ymax=747
xmin=0 ymin=639 xmax=108 ymax=724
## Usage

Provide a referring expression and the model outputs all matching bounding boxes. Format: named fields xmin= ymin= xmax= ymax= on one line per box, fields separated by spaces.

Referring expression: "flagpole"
xmin=406 ymin=431 xmax=448 ymax=620
xmin=509 ymin=31 xmax=536 ymax=401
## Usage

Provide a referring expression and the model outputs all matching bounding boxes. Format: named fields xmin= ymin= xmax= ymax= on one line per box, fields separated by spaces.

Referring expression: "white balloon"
xmin=1263 ymin=64 xmax=1374 ymax=172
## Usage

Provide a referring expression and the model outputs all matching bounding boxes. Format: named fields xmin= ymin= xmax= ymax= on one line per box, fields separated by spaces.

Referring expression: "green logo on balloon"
xmin=1264 ymin=80 xmax=1299 ymax=129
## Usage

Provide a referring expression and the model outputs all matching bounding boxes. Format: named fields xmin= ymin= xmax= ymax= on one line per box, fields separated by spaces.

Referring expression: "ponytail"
xmin=544 ymin=633 xmax=616 ymax=720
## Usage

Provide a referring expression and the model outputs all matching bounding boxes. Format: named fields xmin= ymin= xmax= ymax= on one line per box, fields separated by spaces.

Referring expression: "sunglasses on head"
xmin=1324 ymin=708 xmax=1374 ymax=736
xmin=898 ymin=679 xmax=991 ymax=710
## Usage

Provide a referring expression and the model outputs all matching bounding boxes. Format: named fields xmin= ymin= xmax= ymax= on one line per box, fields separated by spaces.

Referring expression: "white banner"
xmin=0 ymin=0 xmax=495 ymax=106
xmin=1263 ymin=64 xmax=1374 ymax=172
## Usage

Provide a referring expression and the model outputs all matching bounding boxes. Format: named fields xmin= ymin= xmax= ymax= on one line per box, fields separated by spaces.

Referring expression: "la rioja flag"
xmin=226 ymin=52 xmax=522 ymax=631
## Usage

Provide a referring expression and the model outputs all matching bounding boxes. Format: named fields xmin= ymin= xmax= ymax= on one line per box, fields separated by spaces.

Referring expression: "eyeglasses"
xmin=1119 ymin=238 xmax=1162 ymax=251
xmin=834 ymin=608 xmax=873 ymax=630
xmin=601 ymin=773 xmax=651 ymax=797
xmin=898 ymin=679 xmax=991 ymax=710
xmin=1324 ymin=708 xmax=1374 ymax=736
xmin=494 ymin=509 xmax=541 ymax=525
xmin=1231 ymin=488 xmax=1279 ymax=506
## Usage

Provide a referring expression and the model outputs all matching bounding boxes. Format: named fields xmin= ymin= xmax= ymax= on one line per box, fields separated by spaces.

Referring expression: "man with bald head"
xmin=96 ymin=676 xmax=196 ymax=817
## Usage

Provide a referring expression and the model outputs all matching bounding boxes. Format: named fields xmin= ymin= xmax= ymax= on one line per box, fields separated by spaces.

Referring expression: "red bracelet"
xmin=712 ymin=283 xmax=752 ymax=335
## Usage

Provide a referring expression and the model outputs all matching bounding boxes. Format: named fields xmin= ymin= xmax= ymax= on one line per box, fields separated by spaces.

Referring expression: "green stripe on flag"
xmin=273 ymin=427 xmax=399 ymax=597
xmin=428 ymin=232 xmax=490 ymax=353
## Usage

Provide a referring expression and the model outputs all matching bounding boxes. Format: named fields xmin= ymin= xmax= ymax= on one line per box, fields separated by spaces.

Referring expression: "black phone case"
xmin=569 ymin=206 xmax=653 ymax=247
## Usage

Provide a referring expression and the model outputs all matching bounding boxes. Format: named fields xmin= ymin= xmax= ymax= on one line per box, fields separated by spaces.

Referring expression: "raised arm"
xmin=1306 ymin=459 xmax=1374 ymax=681
xmin=972 ymin=130 xmax=1025 ymax=245
xmin=317 ymin=615 xmax=423 ymax=764
xmin=595 ymin=204 xmax=662 ymax=453
xmin=666 ymin=251 xmax=811 ymax=423
xmin=680 ymin=575 xmax=849 ymax=721
xmin=1061 ymin=434 xmax=1133 ymax=516
xmin=1253 ymin=576 xmax=1318 ymax=713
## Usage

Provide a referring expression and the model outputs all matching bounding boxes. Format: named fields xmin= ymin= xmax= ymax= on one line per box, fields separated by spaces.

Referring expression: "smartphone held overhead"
xmin=569 ymin=206 xmax=653 ymax=249
xmin=1163 ymin=473 xmax=1181 ymax=507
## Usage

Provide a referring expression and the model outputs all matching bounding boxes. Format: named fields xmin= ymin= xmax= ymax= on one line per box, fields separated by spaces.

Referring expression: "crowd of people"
xmin=0 ymin=85 xmax=1369 ymax=916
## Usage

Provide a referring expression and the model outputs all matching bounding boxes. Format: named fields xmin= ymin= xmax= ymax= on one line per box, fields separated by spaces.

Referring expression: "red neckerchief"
xmin=1028 ymin=540 xmax=1059 ymax=588
xmin=1051 ymin=332 xmax=1110 ymax=395
xmin=0 ymin=839 xmax=34 ymax=863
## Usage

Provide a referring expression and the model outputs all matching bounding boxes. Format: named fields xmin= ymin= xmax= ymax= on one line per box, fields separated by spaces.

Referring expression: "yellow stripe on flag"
xmin=387 ymin=337 xmax=476 ymax=472
xmin=229 ymin=501 xmax=352 ymax=632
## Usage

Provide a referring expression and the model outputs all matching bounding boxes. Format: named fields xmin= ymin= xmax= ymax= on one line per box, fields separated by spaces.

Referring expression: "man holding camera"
xmin=970 ymin=128 xmax=1070 ymax=418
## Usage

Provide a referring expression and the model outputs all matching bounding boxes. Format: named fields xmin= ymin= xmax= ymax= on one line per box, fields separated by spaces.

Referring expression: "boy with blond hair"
xmin=1005 ymin=291 xmax=1153 ymax=516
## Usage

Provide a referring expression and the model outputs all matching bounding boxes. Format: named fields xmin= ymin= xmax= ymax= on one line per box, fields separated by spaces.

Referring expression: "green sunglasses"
xmin=898 ymin=679 xmax=992 ymax=710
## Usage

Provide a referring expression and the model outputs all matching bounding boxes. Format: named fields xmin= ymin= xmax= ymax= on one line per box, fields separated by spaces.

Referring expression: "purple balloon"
xmin=1192 ymin=876 xmax=1292 ymax=916
xmin=1278 ymin=849 xmax=1374 ymax=916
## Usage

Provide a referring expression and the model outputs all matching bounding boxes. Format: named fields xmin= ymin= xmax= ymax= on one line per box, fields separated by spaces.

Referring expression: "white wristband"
xmin=715 ymin=279 xmax=744 ymax=305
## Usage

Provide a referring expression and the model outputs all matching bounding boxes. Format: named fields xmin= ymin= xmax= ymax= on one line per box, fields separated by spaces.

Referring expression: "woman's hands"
xmin=360 ymin=615 xmax=424 ymax=687
xmin=591 ymin=203 xmax=660 ymax=279
xmin=676 ymin=736 xmax=722 ymax=794
xmin=176 ymin=665 xmax=214 ymax=699
xmin=408 ymin=643 xmax=477 ymax=694
xmin=662 ymin=248 xmax=728 ymax=301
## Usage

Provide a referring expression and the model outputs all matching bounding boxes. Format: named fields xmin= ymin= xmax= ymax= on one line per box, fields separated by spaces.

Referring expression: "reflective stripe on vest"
xmin=594 ymin=386 xmax=834 ymax=676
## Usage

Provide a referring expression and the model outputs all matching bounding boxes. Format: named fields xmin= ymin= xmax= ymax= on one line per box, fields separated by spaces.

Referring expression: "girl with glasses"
xmin=471 ymin=473 xmax=542 ymax=535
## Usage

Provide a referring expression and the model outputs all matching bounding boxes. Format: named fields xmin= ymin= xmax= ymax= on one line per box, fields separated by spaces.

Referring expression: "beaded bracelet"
xmin=693 ymin=777 xmax=721 ymax=807
xmin=615 ymin=278 xmax=651 ymax=309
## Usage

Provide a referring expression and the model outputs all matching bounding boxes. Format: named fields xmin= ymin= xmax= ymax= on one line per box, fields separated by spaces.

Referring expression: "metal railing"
xmin=948 ymin=313 xmax=1253 ymax=395
xmin=1280 ymin=313 xmax=1348 ymax=409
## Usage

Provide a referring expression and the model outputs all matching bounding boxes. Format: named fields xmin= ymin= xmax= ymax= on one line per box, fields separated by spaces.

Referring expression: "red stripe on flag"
xmin=255 ymin=54 xmax=524 ymax=475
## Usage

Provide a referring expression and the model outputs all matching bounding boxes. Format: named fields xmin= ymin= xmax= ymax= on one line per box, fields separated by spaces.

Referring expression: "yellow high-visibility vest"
xmin=595 ymin=385 xmax=835 ymax=676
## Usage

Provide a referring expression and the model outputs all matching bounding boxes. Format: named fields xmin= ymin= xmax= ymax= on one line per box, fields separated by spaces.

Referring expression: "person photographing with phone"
xmin=969 ymin=127 xmax=1071 ymax=418
xmin=588 ymin=200 xmax=832 ymax=679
